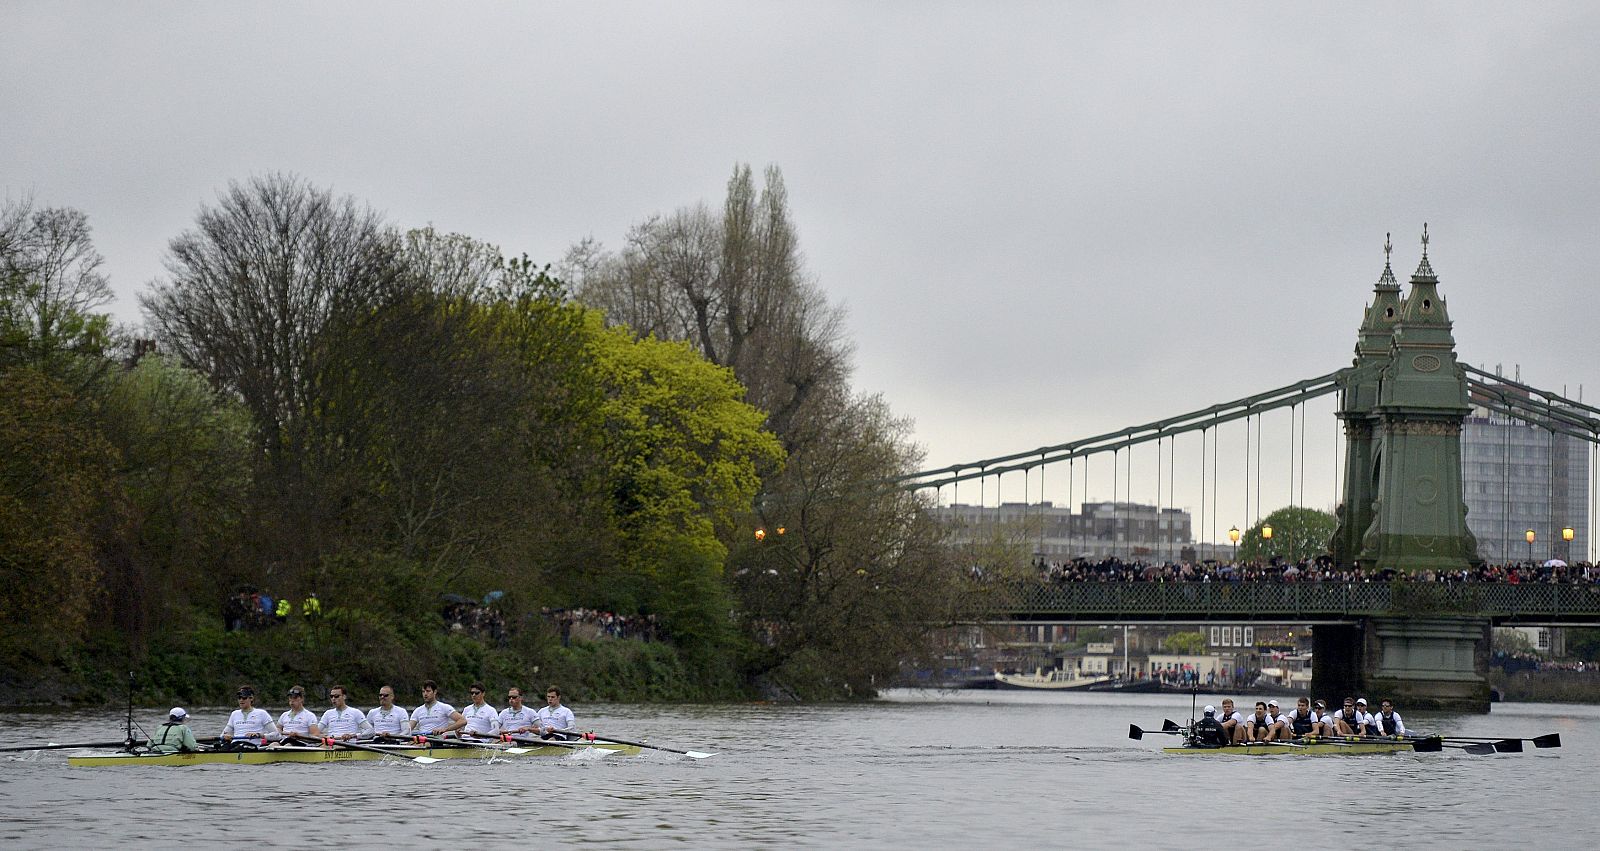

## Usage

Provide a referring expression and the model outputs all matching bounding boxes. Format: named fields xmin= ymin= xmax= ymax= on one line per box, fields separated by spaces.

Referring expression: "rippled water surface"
xmin=1 ymin=691 xmax=1594 ymax=848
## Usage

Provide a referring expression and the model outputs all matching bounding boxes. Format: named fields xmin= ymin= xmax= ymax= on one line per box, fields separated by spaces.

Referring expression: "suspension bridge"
xmin=902 ymin=230 xmax=1600 ymax=711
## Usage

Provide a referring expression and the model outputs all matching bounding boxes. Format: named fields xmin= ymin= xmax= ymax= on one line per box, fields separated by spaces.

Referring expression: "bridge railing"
xmin=973 ymin=581 xmax=1600 ymax=620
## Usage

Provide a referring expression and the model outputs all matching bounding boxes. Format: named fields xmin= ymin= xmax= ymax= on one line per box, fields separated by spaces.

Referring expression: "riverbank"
xmin=0 ymin=622 xmax=752 ymax=708
xmin=1489 ymin=670 xmax=1600 ymax=704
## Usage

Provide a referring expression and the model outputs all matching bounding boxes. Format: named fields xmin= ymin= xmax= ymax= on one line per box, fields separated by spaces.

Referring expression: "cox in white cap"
xmin=1356 ymin=697 xmax=1368 ymax=706
xmin=1203 ymin=705 xmax=1216 ymax=715
xmin=169 ymin=707 xmax=189 ymax=721
xmin=1266 ymin=699 xmax=1279 ymax=707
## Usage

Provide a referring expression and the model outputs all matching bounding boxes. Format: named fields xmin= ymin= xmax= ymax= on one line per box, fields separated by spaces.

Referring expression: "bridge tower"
xmin=1323 ymin=227 xmax=1490 ymax=711
xmin=1330 ymin=234 xmax=1403 ymax=565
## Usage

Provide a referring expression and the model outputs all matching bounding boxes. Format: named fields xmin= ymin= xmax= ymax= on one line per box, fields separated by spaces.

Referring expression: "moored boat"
xmin=992 ymin=668 xmax=1113 ymax=690
xmin=66 ymin=740 xmax=638 ymax=767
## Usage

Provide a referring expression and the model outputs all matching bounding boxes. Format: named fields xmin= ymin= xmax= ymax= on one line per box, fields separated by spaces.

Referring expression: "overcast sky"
xmin=4 ymin=2 xmax=1597 ymax=543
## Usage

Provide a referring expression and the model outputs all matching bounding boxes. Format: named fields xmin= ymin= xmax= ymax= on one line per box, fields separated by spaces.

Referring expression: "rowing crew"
xmin=1190 ymin=696 xmax=1407 ymax=747
xmin=209 ymin=681 xmax=578 ymax=749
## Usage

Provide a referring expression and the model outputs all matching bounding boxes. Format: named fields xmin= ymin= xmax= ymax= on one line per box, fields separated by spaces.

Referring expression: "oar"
xmin=330 ymin=739 xmax=439 ymax=764
xmin=583 ymin=732 xmax=716 ymax=759
xmin=1128 ymin=724 xmax=1186 ymax=741
xmin=1431 ymin=734 xmax=1560 ymax=750
xmin=0 ymin=740 xmax=146 ymax=753
xmin=1410 ymin=737 xmax=1496 ymax=755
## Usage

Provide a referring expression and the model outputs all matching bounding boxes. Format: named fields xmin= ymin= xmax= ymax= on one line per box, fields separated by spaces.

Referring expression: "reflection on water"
xmin=0 ymin=691 xmax=1594 ymax=848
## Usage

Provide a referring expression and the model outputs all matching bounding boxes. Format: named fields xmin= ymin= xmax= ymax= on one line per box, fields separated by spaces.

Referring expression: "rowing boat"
xmin=66 ymin=740 xmax=639 ymax=767
xmin=1161 ymin=736 xmax=1425 ymax=756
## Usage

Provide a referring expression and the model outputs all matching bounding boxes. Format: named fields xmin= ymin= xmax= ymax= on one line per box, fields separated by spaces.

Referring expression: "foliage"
xmin=0 ymin=198 xmax=114 ymax=366
xmin=1567 ymin=628 xmax=1600 ymax=663
xmin=1164 ymin=631 xmax=1207 ymax=655
xmin=1493 ymin=627 xmax=1539 ymax=656
xmin=1237 ymin=506 xmax=1337 ymax=563
xmin=0 ymin=367 xmax=118 ymax=665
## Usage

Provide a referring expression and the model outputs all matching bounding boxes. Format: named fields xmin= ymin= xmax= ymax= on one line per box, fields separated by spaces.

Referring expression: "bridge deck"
xmin=976 ymin=582 xmax=1600 ymax=624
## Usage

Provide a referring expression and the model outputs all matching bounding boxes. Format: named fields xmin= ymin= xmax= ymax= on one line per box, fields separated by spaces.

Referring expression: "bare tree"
xmin=570 ymin=164 xmax=852 ymax=446
xmin=0 ymin=196 xmax=113 ymax=360
xmin=141 ymin=173 xmax=408 ymax=458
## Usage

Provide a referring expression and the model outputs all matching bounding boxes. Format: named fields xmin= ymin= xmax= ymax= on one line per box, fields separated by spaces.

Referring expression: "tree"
xmin=0 ymin=197 xmax=113 ymax=365
xmin=732 ymin=389 xmax=968 ymax=699
xmin=1165 ymin=631 xmax=1207 ymax=654
xmin=566 ymin=163 xmax=851 ymax=445
xmin=141 ymin=173 xmax=409 ymax=461
xmin=0 ymin=367 xmax=117 ymax=665
xmin=1237 ymin=506 xmax=1337 ymax=564
xmin=95 ymin=354 xmax=254 ymax=649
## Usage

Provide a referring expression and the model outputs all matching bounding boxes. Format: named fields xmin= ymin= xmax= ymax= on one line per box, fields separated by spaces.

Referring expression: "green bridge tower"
xmin=1324 ymin=226 xmax=1490 ymax=710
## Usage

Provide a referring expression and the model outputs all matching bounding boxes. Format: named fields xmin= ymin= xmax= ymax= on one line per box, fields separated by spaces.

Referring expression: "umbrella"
xmin=1543 ymin=559 xmax=1568 ymax=568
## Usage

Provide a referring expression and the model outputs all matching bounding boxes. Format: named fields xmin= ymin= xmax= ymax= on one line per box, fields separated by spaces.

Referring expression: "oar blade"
xmin=1532 ymin=733 xmax=1561 ymax=749
xmin=1129 ymin=725 xmax=1145 ymax=741
xmin=683 ymin=750 xmax=717 ymax=760
xmin=1492 ymin=739 xmax=1523 ymax=753
xmin=1462 ymin=742 xmax=1497 ymax=755
xmin=1411 ymin=737 xmax=1443 ymax=753
xmin=412 ymin=755 xmax=440 ymax=764
xmin=1162 ymin=719 xmax=1181 ymax=733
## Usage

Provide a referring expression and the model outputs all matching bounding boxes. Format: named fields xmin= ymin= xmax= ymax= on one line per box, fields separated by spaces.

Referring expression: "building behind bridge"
xmin=935 ymin=501 xmax=1218 ymax=561
xmin=1462 ymin=386 xmax=1591 ymax=564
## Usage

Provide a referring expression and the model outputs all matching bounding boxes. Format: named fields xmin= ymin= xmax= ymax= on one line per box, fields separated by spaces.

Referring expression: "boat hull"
xmin=1162 ymin=737 xmax=1423 ymax=756
xmin=67 ymin=741 xmax=638 ymax=767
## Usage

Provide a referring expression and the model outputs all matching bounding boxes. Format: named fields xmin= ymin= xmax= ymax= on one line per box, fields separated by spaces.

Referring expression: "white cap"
xmin=169 ymin=707 xmax=188 ymax=721
xmin=1203 ymin=705 xmax=1216 ymax=715
xmin=1356 ymin=697 xmax=1368 ymax=705
xmin=1267 ymin=699 xmax=1279 ymax=707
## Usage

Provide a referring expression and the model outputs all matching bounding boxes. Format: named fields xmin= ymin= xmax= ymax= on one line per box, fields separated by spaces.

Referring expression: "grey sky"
xmin=4 ymin=2 xmax=1596 ymax=542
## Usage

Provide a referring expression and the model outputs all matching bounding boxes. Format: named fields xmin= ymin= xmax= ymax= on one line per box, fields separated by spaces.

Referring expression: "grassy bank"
xmin=1 ymin=620 xmax=753 ymax=708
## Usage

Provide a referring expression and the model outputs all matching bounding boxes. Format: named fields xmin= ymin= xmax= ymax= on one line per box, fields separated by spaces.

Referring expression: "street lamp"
xmin=1563 ymin=526 xmax=1575 ymax=560
xmin=1228 ymin=526 xmax=1240 ymax=563
xmin=1260 ymin=524 xmax=1273 ymax=566
xmin=1525 ymin=528 xmax=1535 ymax=563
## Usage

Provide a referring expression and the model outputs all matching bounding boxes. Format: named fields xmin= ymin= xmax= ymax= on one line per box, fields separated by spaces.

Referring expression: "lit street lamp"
xmin=1260 ymin=524 xmax=1273 ymax=563
xmin=1228 ymin=526 xmax=1240 ymax=563
xmin=1525 ymin=528 xmax=1535 ymax=564
xmin=1563 ymin=526 xmax=1575 ymax=561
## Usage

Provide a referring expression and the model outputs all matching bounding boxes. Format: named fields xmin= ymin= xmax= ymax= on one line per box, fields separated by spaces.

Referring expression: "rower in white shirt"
xmin=535 ymin=685 xmax=577 ymax=740
xmin=1215 ymin=698 xmax=1245 ymax=744
xmin=317 ymin=684 xmax=372 ymax=742
xmin=497 ymin=687 xmax=539 ymax=738
xmin=1370 ymin=698 xmax=1407 ymax=737
xmin=1333 ymin=696 xmax=1369 ymax=736
xmin=410 ymin=680 xmax=465 ymax=737
xmin=366 ymin=685 xmax=410 ymax=740
xmin=221 ymin=685 xmax=280 ymax=745
xmin=443 ymin=682 xmax=500 ymax=740
xmin=277 ymin=685 xmax=321 ymax=742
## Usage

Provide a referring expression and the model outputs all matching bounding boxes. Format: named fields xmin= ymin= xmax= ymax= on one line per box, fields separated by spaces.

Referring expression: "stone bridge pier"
xmin=1311 ymin=617 xmax=1491 ymax=712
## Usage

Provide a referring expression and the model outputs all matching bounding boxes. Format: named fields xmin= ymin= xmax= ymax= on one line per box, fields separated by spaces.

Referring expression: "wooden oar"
xmin=329 ymin=739 xmax=439 ymax=764
xmin=0 ymin=740 xmax=145 ymax=753
xmin=583 ymin=732 xmax=716 ymax=759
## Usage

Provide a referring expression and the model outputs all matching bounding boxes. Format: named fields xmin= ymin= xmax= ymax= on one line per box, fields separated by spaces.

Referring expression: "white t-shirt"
xmin=1285 ymin=708 xmax=1321 ymax=727
xmin=536 ymin=704 xmax=577 ymax=735
xmin=460 ymin=702 xmax=501 ymax=737
xmin=367 ymin=705 xmax=410 ymax=735
xmin=410 ymin=700 xmax=457 ymax=734
xmin=498 ymin=706 xmax=539 ymax=735
xmin=1333 ymin=709 xmax=1369 ymax=731
xmin=224 ymin=707 xmax=279 ymax=740
xmin=278 ymin=707 xmax=319 ymax=736
xmin=1216 ymin=709 xmax=1242 ymax=726
xmin=319 ymin=706 xmax=372 ymax=739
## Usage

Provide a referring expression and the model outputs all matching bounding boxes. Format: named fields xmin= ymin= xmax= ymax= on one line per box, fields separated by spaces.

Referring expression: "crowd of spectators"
xmin=541 ymin=607 xmax=660 ymax=645
xmin=223 ymin=590 xmax=279 ymax=631
xmin=1494 ymin=652 xmax=1596 ymax=674
xmin=1028 ymin=557 xmax=1600 ymax=585
xmin=443 ymin=599 xmax=505 ymax=642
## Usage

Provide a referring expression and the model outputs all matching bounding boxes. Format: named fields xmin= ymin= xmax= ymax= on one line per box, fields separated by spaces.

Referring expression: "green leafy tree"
xmin=0 ymin=367 xmax=117 ymax=665
xmin=1164 ymin=630 xmax=1207 ymax=654
xmin=1237 ymin=506 xmax=1337 ymax=564
xmin=0 ymin=198 xmax=114 ymax=366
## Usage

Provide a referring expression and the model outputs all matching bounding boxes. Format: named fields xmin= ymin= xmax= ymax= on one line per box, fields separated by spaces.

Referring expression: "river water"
xmin=1 ymin=689 xmax=1593 ymax=849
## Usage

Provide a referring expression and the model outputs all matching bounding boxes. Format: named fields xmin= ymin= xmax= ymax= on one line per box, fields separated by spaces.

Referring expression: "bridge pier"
xmin=1313 ymin=617 xmax=1490 ymax=713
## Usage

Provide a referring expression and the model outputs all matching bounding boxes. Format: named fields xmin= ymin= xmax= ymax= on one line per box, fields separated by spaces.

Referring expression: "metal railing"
xmin=972 ymin=581 xmax=1600 ymax=622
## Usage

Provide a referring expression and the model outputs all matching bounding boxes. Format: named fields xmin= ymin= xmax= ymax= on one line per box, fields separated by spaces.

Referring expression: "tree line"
xmin=0 ymin=167 xmax=977 ymax=703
